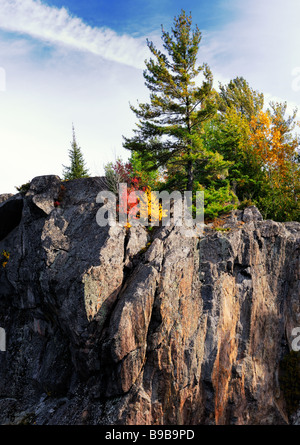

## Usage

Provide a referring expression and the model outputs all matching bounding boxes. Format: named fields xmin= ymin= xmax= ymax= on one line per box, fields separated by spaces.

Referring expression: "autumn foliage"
xmin=106 ymin=11 xmax=300 ymax=223
xmin=105 ymin=159 xmax=167 ymax=228
xmin=248 ymin=104 xmax=300 ymax=220
xmin=249 ymin=109 xmax=298 ymax=175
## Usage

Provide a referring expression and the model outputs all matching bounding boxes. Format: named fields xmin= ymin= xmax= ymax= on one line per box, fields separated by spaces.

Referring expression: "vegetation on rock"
xmin=120 ymin=10 xmax=300 ymax=222
xmin=62 ymin=125 xmax=89 ymax=181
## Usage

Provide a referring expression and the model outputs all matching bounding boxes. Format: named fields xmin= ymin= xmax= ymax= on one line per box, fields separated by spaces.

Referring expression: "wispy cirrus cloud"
xmin=0 ymin=0 xmax=147 ymax=68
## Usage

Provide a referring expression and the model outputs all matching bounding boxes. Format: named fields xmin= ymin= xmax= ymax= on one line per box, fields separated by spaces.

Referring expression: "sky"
xmin=1 ymin=0 xmax=300 ymax=194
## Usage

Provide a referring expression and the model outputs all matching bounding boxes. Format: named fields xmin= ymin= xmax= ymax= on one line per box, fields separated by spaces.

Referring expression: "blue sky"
xmin=0 ymin=0 xmax=300 ymax=193
xmin=45 ymin=0 xmax=233 ymax=34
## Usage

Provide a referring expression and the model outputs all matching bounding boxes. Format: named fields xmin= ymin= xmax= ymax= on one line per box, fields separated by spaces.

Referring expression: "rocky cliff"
xmin=0 ymin=175 xmax=299 ymax=425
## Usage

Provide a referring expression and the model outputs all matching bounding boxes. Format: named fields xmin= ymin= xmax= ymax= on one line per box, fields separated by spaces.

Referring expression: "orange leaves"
xmin=249 ymin=108 xmax=300 ymax=220
xmin=249 ymin=110 xmax=298 ymax=179
xmin=249 ymin=111 xmax=273 ymax=167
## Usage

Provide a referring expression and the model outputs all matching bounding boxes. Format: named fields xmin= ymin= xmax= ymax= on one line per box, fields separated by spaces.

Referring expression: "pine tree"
xmin=218 ymin=77 xmax=264 ymax=121
xmin=123 ymin=10 xmax=218 ymax=191
xmin=63 ymin=125 xmax=89 ymax=180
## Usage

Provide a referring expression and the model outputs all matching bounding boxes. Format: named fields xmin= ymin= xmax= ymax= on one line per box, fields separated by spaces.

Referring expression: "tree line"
xmin=64 ymin=10 xmax=300 ymax=222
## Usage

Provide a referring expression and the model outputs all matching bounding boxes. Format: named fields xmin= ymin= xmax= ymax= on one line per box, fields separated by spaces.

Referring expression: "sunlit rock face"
xmin=0 ymin=176 xmax=299 ymax=425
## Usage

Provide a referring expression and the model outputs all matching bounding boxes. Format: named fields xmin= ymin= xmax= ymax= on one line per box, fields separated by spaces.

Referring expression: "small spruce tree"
xmin=63 ymin=125 xmax=89 ymax=180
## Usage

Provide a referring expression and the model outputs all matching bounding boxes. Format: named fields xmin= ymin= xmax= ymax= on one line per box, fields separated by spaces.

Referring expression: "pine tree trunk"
xmin=187 ymin=160 xmax=194 ymax=191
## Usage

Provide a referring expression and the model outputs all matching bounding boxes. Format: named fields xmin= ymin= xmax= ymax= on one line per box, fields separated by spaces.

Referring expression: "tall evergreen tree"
xmin=123 ymin=10 xmax=218 ymax=191
xmin=63 ymin=125 xmax=89 ymax=180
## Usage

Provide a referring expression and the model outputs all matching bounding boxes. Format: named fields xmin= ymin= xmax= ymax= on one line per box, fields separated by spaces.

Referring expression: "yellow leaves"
xmin=139 ymin=187 xmax=168 ymax=225
xmin=249 ymin=110 xmax=298 ymax=177
xmin=1 ymin=250 xmax=10 ymax=268
xmin=141 ymin=187 xmax=167 ymax=223
xmin=121 ymin=187 xmax=168 ymax=229
xmin=249 ymin=109 xmax=300 ymax=211
xmin=2 ymin=250 xmax=9 ymax=260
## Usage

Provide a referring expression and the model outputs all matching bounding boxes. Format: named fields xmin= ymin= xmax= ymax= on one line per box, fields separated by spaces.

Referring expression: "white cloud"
xmin=202 ymin=0 xmax=300 ymax=113
xmin=0 ymin=0 xmax=148 ymax=68
xmin=0 ymin=1 xmax=154 ymax=194
xmin=0 ymin=36 xmax=149 ymax=194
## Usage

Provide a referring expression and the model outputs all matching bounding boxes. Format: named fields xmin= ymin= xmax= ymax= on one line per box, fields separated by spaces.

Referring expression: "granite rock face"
xmin=0 ymin=176 xmax=299 ymax=425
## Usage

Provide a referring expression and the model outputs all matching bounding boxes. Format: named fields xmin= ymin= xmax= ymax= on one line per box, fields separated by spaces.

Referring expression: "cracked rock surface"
xmin=0 ymin=176 xmax=299 ymax=425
